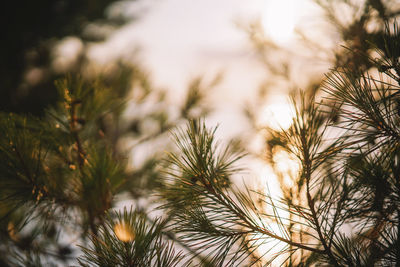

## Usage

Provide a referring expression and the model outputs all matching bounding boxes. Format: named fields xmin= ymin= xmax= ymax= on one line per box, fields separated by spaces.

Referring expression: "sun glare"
xmin=255 ymin=165 xmax=292 ymax=265
xmin=258 ymin=96 xmax=294 ymax=131
xmin=262 ymin=0 xmax=300 ymax=44
xmin=255 ymin=96 xmax=299 ymax=264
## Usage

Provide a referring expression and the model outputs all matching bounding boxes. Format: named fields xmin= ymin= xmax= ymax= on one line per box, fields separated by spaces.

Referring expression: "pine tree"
xmin=2 ymin=1 xmax=400 ymax=266
xmin=0 ymin=67 xmax=213 ymax=265
xmin=1 ymin=0 xmax=133 ymax=115
xmin=157 ymin=22 xmax=400 ymax=266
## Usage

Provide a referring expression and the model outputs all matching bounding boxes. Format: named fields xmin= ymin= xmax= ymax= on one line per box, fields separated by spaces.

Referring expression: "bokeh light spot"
xmin=114 ymin=222 xmax=135 ymax=242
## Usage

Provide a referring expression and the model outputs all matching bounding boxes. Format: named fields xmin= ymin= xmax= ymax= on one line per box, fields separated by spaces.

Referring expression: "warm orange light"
xmin=114 ymin=222 xmax=135 ymax=242
xmin=7 ymin=222 xmax=19 ymax=242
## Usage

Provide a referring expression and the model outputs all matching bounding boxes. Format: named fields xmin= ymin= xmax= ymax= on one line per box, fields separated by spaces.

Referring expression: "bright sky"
xmin=87 ymin=0 xmax=327 ymax=143
xmin=90 ymin=0 xmax=264 ymax=99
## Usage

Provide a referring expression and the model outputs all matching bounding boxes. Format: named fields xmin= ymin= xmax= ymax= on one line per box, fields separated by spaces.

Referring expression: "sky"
xmin=89 ymin=0 xmax=265 ymax=127
xmin=89 ymin=0 xmax=266 ymax=92
xmin=85 ymin=0 xmax=327 ymax=140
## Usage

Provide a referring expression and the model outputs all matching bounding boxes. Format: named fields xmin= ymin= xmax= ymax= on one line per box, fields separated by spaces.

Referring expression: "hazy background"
xmin=49 ymin=0 xmax=333 ymax=192
xmin=84 ymin=0 xmax=329 ymax=136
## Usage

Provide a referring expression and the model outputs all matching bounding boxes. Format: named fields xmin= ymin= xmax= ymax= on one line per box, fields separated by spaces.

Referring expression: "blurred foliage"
xmin=0 ymin=0 xmax=134 ymax=115
xmin=244 ymin=0 xmax=400 ymax=98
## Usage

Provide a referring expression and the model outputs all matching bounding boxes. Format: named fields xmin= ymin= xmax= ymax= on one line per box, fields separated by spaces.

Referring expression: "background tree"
xmin=0 ymin=0 xmax=137 ymax=115
xmin=0 ymin=66 xmax=215 ymax=265
xmin=0 ymin=0 xmax=221 ymax=264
